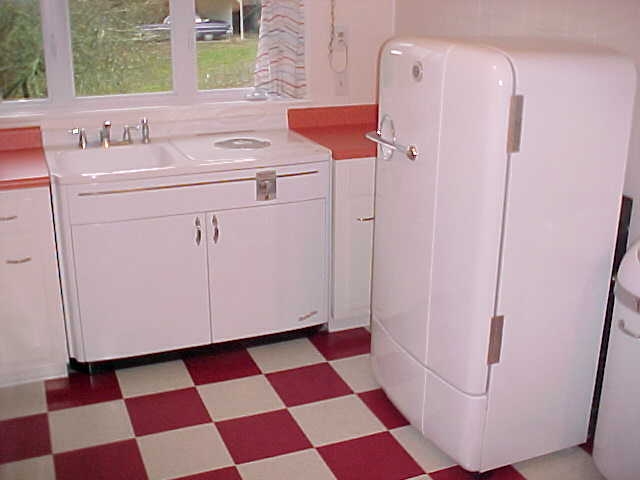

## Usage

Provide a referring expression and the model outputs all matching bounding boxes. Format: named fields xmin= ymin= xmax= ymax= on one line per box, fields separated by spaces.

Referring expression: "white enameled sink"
xmin=46 ymin=130 xmax=330 ymax=185
xmin=53 ymin=144 xmax=175 ymax=177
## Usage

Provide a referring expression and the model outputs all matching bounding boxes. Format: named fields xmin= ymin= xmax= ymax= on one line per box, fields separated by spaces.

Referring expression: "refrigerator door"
xmin=372 ymin=38 xmax=450 ymax=366
xmin=372 ymin=38 xmax=513 ymax=395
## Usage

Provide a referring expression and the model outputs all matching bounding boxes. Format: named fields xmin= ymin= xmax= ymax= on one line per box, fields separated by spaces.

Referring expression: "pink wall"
xmin=394 ymin=0 xmax=640 ymax=241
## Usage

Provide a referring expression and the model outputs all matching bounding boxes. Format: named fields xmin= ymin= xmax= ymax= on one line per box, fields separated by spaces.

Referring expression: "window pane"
xmin=196 ymin=1 xmax=260 ymax=90
xmin=0 ymin=0 xmax=47 ymax=100
xmin=69 ymin=0 xmax=172 ymax=97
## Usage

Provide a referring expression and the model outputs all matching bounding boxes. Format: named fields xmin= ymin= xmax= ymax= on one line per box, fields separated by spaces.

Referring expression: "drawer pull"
xmin=357 ymin=216 xmax=375 ymax=222
xmin=6 ymin=257 xmax=32 ymax=265
xmin=195 ymin=217 xmax=202 ymax=246
xmin=0 ymin=215 xmax=17 ymax=222
xmin=211 ymin=215 xmax=220 ymax=244
xmin=619 ymin=319 xmax=640 ymax=340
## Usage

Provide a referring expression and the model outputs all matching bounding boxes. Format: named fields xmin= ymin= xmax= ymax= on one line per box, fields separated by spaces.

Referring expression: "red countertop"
xmin=288 ymin=105 xmax=377 ymax=160
xmin=0 ymin=127 xmax=49 ymax=191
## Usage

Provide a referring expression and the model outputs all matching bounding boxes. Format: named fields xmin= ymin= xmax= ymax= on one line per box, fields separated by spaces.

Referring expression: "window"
xmin=69 ymin=0 xmax=173 ymax=96
xmin=0 ymin=0 xmax=47 ymax=100
xmin=0 ymin=0 xmax=305 ymax=111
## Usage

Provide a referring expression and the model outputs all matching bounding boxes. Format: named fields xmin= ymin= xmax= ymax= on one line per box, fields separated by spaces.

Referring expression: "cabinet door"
xmin=332 ymin=158 xmax=375 ymax=330
xmin=72 ymin=214 xmax=211 ymax=361
xmin=208 ymin=200 xmax=327 ymax=342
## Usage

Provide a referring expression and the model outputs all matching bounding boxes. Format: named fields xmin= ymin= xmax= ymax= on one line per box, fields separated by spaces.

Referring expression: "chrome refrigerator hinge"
xmin=507 ymin=95 xmax=524 ymax=153
xmin=487 ymin=315 xmax=504 ymax=365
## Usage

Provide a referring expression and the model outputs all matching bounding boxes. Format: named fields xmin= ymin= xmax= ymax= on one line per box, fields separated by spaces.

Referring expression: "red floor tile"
xmin=580 ymin=439 xmax=594 ymax=455
xmin=54 ymin=439 xmax=146 ymax=480
xmin=318 ymin=431 xmax=424 ymax=480
xmin=358 ymin=389 xmax=410 ymax=429
xmin=0 ymin=414 xmax=51 ymax=464
xmin=266 ymin=363 xmax=352 ymax=407
xmin=429 ymin=465 xmax=526 ymax=479
xmin=184 ymin=349 xmax=261 ymax=385
xmin=125 ymin=387 xmax=211 ymax=436
xmin=310 ymin=328 xmax=371 ymax=360
xmin=175 ymin=466 xmax=243 ymax=480
xmin=216 ymin=409 xmax=312 ymax=463
xmin=45 ymin=372 xmax=122 ymax=411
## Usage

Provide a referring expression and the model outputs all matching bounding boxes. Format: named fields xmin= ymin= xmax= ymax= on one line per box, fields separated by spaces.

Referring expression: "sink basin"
xmin=53 ymin=144 xmax=176 ymax=178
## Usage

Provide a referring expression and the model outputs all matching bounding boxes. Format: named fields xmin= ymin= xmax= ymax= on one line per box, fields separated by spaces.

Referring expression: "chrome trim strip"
xmin=77 ymin=170 xmax=319 ymax=197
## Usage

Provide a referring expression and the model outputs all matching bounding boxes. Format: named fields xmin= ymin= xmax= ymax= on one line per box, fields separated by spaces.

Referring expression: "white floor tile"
xmin=0 ymin=455 xmax=55 ymax=480
xmin=248 ymin=338 xmax=326 ymax=373
xmin=198 ymin=375 xmax=284 ymax=421
xmin=239 ymin=449 xmax=337 ymax=480
xmin=290 ymin=395 xmax=385 ymax=446
xmin=48 ymin=400 xmax=134 ymax=453
xmin=137 ymin=424 xmax=233 ymax=480
xmin=0 ymin=382 xmax=46 ymax=421
xmin=330 ymin=354 xmax=379 ymax=393
xmin=514 ymin=446 xmax=605 ymax=480
xmin=115 ymin=360 xmax=193 ymax=398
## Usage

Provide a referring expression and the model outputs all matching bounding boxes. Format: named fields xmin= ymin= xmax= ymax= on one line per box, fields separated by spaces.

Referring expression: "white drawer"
xmin=61 ymin=162 xmax=330 ymax=225
xmin=0 ymin=187 xmax=50 ymax=234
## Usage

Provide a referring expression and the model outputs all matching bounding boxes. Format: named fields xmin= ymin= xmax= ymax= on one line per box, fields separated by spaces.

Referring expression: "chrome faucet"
xmin=99 ymin=121 xmax=112 ymax=148
xmin=140 ymin=117 xmax=150 ymax=144
xmin=68 ymin=127 xmax=88 ymax=149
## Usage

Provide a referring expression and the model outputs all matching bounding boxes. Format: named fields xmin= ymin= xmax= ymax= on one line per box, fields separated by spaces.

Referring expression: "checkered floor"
xmin=0 ymin=328 xmax=605 ymax=480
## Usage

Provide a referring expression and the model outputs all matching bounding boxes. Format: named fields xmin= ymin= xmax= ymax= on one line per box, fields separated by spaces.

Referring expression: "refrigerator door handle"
xmin=366 ymin=130 xmax=418 ymax=161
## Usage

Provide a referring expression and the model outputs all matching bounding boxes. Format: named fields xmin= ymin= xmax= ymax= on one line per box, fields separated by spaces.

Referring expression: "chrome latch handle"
xmin=195 ymin=217 xmax=202 ymax=246
xmin=365 ymin=130 xmax=418 ymax=161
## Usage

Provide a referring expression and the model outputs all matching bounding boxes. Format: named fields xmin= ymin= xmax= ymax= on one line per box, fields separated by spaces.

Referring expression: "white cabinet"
xmin=0 ymin=187 xmax=67 ymax=386
xmin=71 ymin=214 xmax=211 ymax=361
xmin=209 ymin=200 xmax=327 ymax=341
xmin=53 ymin=163 xmax=330 ymax=362
xmin=331 ymin=158 xmax=375 ymax=331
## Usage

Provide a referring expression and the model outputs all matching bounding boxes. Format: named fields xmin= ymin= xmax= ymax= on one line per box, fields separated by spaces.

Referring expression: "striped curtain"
xmin=254 ymin=0 xmax=306 ymax=99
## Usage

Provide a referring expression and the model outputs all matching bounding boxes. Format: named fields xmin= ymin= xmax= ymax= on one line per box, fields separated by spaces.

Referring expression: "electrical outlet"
xmin=334 ymin=25 xmax=347 ymax=45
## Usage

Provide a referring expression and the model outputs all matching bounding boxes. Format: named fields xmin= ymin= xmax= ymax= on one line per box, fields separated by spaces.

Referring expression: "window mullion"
xmin=169 ymin=0 xmax=197 ymax=102
xmin=40 ymin=0 xmax=75 ymax=104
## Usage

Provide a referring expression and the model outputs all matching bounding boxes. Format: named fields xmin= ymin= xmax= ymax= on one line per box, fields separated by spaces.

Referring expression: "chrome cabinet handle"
xmin=357 ymin=216 xmax=375 ymax=222
xmin=618 ymin=319 xmax=640 ymax=340
xmin=211 ymin=215 xmax=219 ymax=244
xmin=6 ymin=257 xmax=32 ymax=265
xmin=0 ymin=215 xmax=18 ymax=222
xmin=195 ymin=217 xmax=202 ymax=246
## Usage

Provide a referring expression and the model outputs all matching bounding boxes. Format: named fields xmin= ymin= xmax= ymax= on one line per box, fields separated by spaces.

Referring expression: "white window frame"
xmin=1 ymin=0 xmax=284 ymax=117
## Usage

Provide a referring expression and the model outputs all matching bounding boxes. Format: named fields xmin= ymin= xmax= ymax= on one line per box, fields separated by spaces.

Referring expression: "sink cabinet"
xmin=52 ymin=162 xmax=329 ymax=362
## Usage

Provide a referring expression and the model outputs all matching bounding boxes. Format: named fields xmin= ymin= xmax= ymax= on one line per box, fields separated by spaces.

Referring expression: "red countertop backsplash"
xmin=0 ymin=127 xmax=49 ymax=191
xmin=288 ymin=105 xmax=378 ymax=160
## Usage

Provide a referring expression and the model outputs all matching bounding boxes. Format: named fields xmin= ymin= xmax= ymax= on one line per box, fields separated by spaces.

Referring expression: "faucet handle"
xmin=140 ymin=117 xmax=150 ymax=144
xmin=68 ymin=127 xmax=88 ymax=149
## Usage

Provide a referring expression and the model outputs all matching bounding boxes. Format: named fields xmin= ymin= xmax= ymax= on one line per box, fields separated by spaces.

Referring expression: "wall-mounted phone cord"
xmin=328 ymin=0 xmax=348 ymax=74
